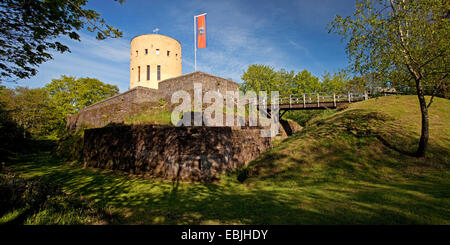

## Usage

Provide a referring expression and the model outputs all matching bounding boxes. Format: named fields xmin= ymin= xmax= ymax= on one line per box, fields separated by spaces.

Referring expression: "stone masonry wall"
xmin=83 ymin=125 xmax=271 ymax=182
xmin=157 ymin=71 xmax=239 ymax=101
xmin=67 ymin=71 xmax=239 ymax=130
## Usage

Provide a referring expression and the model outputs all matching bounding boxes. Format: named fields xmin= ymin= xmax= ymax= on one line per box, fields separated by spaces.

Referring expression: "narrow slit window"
xmin=157 ymin=65 xmax=161 ymax=81
xmin=145 ymin=49 xmax=148 ymax=55
xmin=167 ymin=50 xmax=170 ymax=56
xmin=136 ymin=50 xmax=138 ymax=56
xmin=138 ymin=66 xmax=140 ymax=82
xmin=146 ymin=65 xmax=150 ymax=81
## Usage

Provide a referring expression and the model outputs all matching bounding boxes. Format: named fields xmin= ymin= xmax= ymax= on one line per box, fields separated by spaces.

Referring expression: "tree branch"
xmin=427 ymin=73 xmax=448 ymax=108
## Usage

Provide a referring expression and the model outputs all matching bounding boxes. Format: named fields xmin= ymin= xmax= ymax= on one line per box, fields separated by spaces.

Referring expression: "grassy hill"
xmin=1 ymin=95 xmax=449 ymax=224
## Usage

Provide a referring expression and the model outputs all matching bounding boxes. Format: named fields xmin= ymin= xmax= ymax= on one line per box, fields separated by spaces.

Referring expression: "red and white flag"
xmin=196 ymin=14 xmax=206 ymax=49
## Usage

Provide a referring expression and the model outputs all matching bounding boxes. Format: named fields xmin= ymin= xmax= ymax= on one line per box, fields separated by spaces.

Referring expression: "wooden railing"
xmin=255 ymin=92 xmax=369 ymax=109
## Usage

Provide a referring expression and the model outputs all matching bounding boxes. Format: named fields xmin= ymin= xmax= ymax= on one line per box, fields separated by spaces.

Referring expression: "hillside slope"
xmin=245 ymin=95 xmax=449 ymax=179
xmin=3 ymin=95 xmax=449 ymax=225
xmin=238 ymin=95 xmax=449 ymax=223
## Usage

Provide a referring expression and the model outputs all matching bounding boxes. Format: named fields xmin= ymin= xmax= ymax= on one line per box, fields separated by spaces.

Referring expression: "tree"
xmin=0 ymin=76 xmax=119 ymax=137
xmin=240 ymin=65 xmax=279 ymax=94
xmin=45 ymin=75 xmax=119 ymax=118
xmin=5 ymin=87 xmax=60 ymax=136
xmin=0 ymin=0 xmax=125 ymax=82
xmin=322 ymin=70 xmax=350 ymax=93
xmin=292 ymin=69 xmax=322 ymax=94
xmin=329 ymin=0 xmax=449 ymax=157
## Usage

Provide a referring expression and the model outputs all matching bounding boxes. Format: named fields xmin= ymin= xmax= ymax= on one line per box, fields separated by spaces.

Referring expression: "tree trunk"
xmin=415 ymin=79 xmax=429 ymax=157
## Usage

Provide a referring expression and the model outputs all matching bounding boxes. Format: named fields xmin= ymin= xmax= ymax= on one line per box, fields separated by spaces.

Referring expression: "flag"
xmin=196 ymin=14 xmax=206 ymax=49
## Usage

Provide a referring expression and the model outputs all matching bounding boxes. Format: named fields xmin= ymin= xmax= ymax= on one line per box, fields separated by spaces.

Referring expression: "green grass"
xmin=122 ymin=100 xmax=172 ymax=125
xmin=2 ymin=95 xmax=449 ymax=224
xmin=124 ymin=110 xmax=172 ymax=125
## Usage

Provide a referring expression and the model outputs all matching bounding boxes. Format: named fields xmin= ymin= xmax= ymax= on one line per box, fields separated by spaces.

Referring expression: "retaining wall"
xmin=83 ymin=125 xmax=271 ymax=181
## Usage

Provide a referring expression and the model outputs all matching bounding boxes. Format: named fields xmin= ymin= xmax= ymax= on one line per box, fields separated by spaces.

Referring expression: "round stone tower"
xmin=130 ymin=34 xmax=182 ymax=89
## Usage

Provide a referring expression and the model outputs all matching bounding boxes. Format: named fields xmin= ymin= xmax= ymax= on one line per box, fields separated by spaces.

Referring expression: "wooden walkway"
xmin=256 ymin=92 xmax=369 ymax=117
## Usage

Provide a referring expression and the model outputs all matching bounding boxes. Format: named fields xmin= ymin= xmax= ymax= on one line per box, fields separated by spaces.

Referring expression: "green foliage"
xmin=240 ymin=64 xmax=371 ymax=96
xmin=329 ymin=0 xmax=449 ymax=88
xmin=44 ymin=75 xmax=119 ymax=136
xmin=240 ymin=65 xmax=280 ymax=94
xmin=291 ymin=69 xmax=322 ymax=94
xmin=0 ymin=0 xmax=125 ymax=81
xmin=46 ymin=75 xmax=119 ymax=115
xmin=0 ymin=76 xmax=119 ymax=138
xmin=4 ymin=87 xmax=62 ymax=137
xmin=241 ymin=65 xmax=327 ymax=95
xmin=321 ymin=70 xmax=349 ymax=93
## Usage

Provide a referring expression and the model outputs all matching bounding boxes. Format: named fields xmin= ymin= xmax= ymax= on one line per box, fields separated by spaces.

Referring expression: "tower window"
xmin=167 ymin=50 xmax=170 ymax=56
xmin=157 ymin=65 xmax=161 ymax=81
xmin=156 ymin=49 xmax=160 ymax=55
xmin=138 ymin=66 xmax=140 ymax=82
xmin=146 ymin=65 xmax=150 ymax=81
xmin=136 ymin=50 xmax=138 ymax=56
xmin=145 ymin=49 xmax=148 ymax=55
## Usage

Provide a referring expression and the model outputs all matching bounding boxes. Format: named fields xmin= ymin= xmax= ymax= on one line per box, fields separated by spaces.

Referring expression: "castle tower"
xmin=130 ymin=34 xmax=182 ymax=89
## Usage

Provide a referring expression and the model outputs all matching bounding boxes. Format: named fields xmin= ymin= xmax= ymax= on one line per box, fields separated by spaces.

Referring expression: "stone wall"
xmin=157 ymin=71 xmax=239 ymax=101
xmin=67 ymin=71 xmax=239 ymax=130
xmin=83 ymin=125 xmax=271 ymax=182
xmin=67 ymin=100 xmax=167 ymax=131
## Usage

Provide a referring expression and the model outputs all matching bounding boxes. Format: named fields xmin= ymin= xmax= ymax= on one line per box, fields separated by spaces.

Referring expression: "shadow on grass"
xmin=5 ymin=148 xmax=449 ymax=225
xmin=4 ymin=105 xmax=450 ymax=225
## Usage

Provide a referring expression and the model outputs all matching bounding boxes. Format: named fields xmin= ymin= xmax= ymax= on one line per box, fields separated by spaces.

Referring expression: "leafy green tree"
xmin=240 ymin=65 xmax=279 ymax=94
xmin=241 ymin=65 xmax=325 ymax=95
xmin=292 ymin=69 xmax=322 ymax=94
xmin=322 ymin=70 xmax=350 ymax=94
xmin=329 ymin=0 xmax=449 ymax=157
xmin=7 ymin=87 xmax=60 ymax=136
xmin=45 ymin=75 xmax=119 ymax=117
xmin=0 ymin=76 xmax=119 ymax=137
xmin=0 ymin=0 xmax=125 ymax=82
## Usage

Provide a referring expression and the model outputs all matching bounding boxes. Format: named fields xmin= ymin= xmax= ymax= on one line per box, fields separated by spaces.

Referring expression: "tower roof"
xmin=130 ymin=33 xmax=181 ymax=46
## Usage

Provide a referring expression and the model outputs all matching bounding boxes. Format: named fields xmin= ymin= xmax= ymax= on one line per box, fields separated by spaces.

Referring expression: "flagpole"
xmin=194 ymin=15 xmax=197 ymax=71
xmin=194 ymin=13 xmax=207 ymax=72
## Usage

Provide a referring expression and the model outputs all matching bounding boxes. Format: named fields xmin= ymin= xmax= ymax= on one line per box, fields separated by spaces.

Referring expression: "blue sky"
xmin=14 ymin=0 xmax=356 ymax=92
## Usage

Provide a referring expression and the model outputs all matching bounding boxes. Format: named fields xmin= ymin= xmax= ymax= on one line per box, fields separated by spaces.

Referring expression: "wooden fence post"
xmin=303 ymin=93 xmax=306 ymax=108
xmin=289 ymin=94 xmax=292 ymax=108
xmin=348 ymin=92 xmax=351 ymax=103
xmin=317 ymin=93 xmax=320 ymax=107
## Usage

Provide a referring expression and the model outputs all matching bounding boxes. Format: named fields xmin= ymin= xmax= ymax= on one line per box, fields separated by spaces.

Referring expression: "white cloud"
xmin=15 ymin=32 xmax=130 ymax=91
xmin=64 ymin=33 xmax=130 ymax=63
xmin=169 ymin=0 xmax=299 ymax=82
